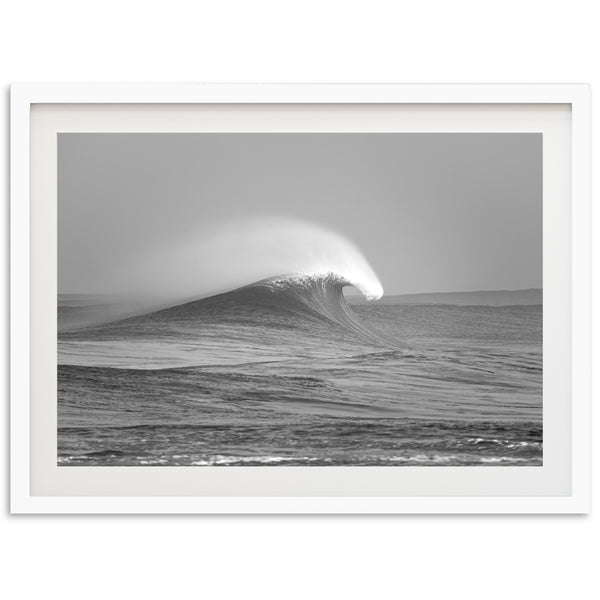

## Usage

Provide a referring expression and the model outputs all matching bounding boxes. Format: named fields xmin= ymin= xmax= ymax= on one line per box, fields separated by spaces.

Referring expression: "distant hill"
xmin=347 ymin=288 xmax=542 ymax=306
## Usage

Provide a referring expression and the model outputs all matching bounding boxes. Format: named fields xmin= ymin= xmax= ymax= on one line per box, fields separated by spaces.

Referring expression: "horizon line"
xmin=58 ymin=286 xmax=543 ymax=297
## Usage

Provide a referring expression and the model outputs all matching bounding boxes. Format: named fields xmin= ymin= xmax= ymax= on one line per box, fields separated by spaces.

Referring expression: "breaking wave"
xmin=59 ymin=219 xmax=391 ymax=362
xmin=146 ymin=271 xmax=388 ymax=345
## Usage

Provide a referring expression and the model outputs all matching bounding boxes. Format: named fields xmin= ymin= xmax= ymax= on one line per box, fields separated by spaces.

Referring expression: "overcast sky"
xmin=58 ymin=132 xmax=542 ymax=296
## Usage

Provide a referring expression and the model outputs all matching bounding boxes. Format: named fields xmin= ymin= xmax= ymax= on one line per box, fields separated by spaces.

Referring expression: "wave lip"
xmin=269 ymin=269 xmax=383 ymax=302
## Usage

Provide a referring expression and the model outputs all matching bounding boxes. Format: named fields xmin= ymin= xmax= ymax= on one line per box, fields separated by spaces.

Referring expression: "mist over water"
xmin=101 ymin=217 xmax=383 ymax=307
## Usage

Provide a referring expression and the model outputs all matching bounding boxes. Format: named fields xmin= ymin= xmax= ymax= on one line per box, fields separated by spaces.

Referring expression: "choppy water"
xmin=58 ymin=276 xmax=542 ymax=466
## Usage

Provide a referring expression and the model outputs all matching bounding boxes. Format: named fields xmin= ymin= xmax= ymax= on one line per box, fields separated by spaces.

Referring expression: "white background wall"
xmin=1 ymin=2 xmax=597 ymax=598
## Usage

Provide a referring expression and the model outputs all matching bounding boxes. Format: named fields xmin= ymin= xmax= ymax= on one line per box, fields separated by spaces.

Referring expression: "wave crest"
xmin=267 ymin=271 xmax=380 ymax=301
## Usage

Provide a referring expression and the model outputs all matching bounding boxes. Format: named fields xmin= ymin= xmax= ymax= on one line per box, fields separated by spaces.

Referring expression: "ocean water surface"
xmin=58 ymin=275 xmax=542 ymax=466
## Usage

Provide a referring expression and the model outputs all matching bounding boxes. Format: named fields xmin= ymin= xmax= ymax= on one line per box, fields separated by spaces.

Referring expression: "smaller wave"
xmin=190 ymin=456 xmax=321 ymax=466
xmin=57 ymin=452 xmax=541 ymax=467
xmin=463 ymin=437 xmax=542 ymax=448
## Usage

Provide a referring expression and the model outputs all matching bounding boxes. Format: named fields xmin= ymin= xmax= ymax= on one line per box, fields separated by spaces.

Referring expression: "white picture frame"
xmin=10 ymin=83 xmax=591 ymax=514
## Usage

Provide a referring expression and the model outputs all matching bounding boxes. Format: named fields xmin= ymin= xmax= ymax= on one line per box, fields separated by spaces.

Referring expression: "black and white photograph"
xmin=57 ymin=132 xmax=543 ymax=467
xmin=5 ymin=1 xmax=598 ymax=596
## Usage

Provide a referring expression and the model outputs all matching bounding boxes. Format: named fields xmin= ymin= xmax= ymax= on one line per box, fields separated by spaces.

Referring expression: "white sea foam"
xmin=190 ymin=455 xmax=320 ymax=466
xmin=479 ymin=457 xmax=529 ymax=463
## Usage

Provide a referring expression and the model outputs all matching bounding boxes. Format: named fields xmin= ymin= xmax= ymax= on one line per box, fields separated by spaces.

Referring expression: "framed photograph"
xmin=10 ymin=84 xmax=590 ymax=513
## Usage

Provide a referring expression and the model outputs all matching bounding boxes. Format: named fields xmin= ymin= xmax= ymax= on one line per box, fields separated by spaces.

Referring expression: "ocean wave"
xmin=86 ymin=272 xmax=392 ymax=347
xmin=57 ymin=452 xmax=541 ymax=467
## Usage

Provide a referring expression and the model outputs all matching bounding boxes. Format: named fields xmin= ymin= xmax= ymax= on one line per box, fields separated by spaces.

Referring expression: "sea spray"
xmin=105 ymin=217 xmax=384 ymax=309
